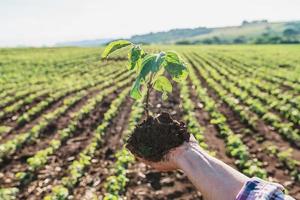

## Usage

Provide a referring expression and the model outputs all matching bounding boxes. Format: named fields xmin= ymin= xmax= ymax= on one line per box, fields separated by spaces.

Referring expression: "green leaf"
xmin=162 ymin=93 xmax=168 ymax=100
xmin=129 ymin=53 xmax=166 ymax=100
xmin=135 ymin=58 xmax=143 ymax=74
xmin=165 ymin=62 xmax=188 ymax=82
xmin=154 ymin=52 xmax=166 ymax=71
xmin=153 ymin=76 xmax=172 ymax=93
xmin=153 ymin=76 xmax=172 ymax=100
xmin=101 ymin=40 xmax=132 ymax=59
xmin=128 ymin=45 xmax=143 ymax=71
xmin=130 ymin=77 xmax=142 ymax=100
xmin=165 ymin=51 xmax=181 ymax=64
xmin=140 ymin=52 xmax=165 ymax=78
xmin=139 ymin=55 xmax=156 ymax=79
xmin=164 ymin=51 xmax=188 ymax=82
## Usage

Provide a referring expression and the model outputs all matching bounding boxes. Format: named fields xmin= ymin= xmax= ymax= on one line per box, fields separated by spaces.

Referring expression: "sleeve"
xmin=235 ymin=177 xmax=295 ymax=200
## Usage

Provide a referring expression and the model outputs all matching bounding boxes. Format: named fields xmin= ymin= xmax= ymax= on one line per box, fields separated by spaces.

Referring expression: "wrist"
xmin=170 ymin=141 xmax=207 ymax=170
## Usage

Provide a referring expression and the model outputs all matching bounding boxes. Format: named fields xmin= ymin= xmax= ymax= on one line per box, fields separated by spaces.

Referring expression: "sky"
xmin=0 ymin=0 xmax=299 ymax=47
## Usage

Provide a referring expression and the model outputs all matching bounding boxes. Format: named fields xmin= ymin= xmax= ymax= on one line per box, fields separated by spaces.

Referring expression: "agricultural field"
xmin=0 ymin=45 xmax=300 ymax=200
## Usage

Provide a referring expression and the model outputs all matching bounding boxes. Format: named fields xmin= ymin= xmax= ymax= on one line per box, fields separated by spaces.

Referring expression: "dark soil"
xmin=126 ymin=166 xmax=202 ymax=200
xmin=203 ymin=54 xmax=300 ymax=134
xmin=187 ymin=79 xmax=237 ymax=167
xmin=0 ymin=67 xmax=121 ymax=140
xmin=126 ymin=112 xmax=190 ymax=162
xmin=72 ymin=97 xmax=133 ymax=199
xmin=0 ymin=92 xmax=48 ymax=124
xmin=0 ymin=86 xmax=103 ymax=171
xmin=188 ymin=55 xmax=300 ymax=199
xmin=18 ymin=92 xmax=118 ymax=199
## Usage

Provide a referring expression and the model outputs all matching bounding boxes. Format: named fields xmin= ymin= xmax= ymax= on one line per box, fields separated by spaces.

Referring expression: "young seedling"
xmin=101 ymin=40 xmax=188 ymax=117
xmin=102 ymin=40 xmax=190 ymax=162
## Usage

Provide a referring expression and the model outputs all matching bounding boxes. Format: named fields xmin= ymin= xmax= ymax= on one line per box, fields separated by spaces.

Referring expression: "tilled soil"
xmin=0 ymin=92 xmax=48 ymax=125
xmin=126 ymin=165 xmax=202 ymax=200
xmin=189 ymin=57 xmax=300 ymax=199
xmin=195 ymin=55 xmax=300 ymax=157
xmin=1 ymin=56 xmax=300 ymax=200
xmin=19 ymin=91 xmax=119 ymax=199
xmin=0 ymin=85 xmax=117 ymax=178
xmin=187 ymin=80 xmax=237 ymax=168
xmin=212 ymin=54 xmax=297 ymax=95
xmin=0 ymin=67 xmax=119 ymax=141
xmin=200 ymin=54 xmax=300 ymax=149
xmin=72 ymin=97 xmax=133 ymax=199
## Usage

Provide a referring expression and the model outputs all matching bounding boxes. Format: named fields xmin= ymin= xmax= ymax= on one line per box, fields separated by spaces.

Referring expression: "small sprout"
xmin=101 ymin=40 xmax=132 ymax=59
xmin=102 ymin=40 xmax=189 ymax=117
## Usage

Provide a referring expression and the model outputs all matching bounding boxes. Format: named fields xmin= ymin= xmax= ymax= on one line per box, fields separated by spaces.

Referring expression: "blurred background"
xmin=1 ymin=0 xmax=299 ymax=47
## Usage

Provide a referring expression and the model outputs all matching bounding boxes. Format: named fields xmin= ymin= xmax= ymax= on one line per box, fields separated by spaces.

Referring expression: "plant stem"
xmin=145 ymin=73 xmax=153 ymax=118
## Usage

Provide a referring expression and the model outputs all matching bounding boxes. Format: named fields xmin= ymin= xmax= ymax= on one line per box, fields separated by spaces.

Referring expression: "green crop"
xmin=102 ymin=40 xmax=188 ymax=116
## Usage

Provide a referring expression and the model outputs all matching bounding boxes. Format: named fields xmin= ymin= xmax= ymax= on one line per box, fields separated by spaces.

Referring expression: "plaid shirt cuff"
xmin=235 ymin=177 xmax=293 ymax=200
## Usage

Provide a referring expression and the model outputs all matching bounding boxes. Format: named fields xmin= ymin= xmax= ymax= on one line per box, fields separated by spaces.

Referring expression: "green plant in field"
xmin=44 ymin=185 xmax=68 ymax=200
xmin=0 ymin=126 xmax=11 ymax=135
xmin=0 ymin=188 xmax=19 ymax=200
xmin=102 ymin=40 xmax=188 ymax=117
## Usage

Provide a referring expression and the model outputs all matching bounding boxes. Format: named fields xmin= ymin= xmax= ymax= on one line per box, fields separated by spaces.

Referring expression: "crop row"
xmin=0 ymin=62 xmax=124 ymax=123
xmin=0 ymin=49 xmax=101 ymax=89
xmin=13 ymin=66 xmax=126 ymax=128
xmin=185 ymin=55 xmax=268 ymax=178
xmin=210 ymin=55 xmax=300 ymax=131
xmin=0 ymin=92 xmax=86 ymax=163
xmin=0 ymin=86 xmax=46 ymax=109
xmin=0 ymin=75 xmax=133 ymax=200
xmin=210 ymin=53 xmax=300 ymax=111
xmin=0 ymin=59 xmax=101 ymax=97
xmin=103 ymin=99 xmax=144 ymax=200
xmin=186 ymin=54 xmax=300 ymax=181
xmin=17 ymin=70 xmax=123 ymax=126
xmin=179 ymin=79 xmax=208 ymax=150
xmin=0 ymin=66 xmax=124 ymax=139
xmin=0 ymin=68 xmax=133 ymax=163
xmin=212 ymin=53 xmax=300 ymax=92
xmin=22 ymin=82 xmax=129 ymax=182
xmin=42 ymin=88 xmax=130 ymax=200
xmin=209 ymin=49 xmax=300 ymax=90
xmin=190 ymin=54 xmax=300 ymax=147
xmin=0 ymin=62 xmax=121 ymax=119
xmin=0 ymin=53 xmax=112 ymax=105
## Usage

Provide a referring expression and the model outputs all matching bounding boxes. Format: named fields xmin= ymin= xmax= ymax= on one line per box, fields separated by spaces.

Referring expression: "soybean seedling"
xmin=102 ymin=40 xmax=190 ymax=162
xmin=101 ymin=40 xmax=188 ymax=117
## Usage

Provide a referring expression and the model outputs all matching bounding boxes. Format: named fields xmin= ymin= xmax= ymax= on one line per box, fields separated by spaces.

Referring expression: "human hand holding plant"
xmin=135 ymin=134 xmax=200 ymax=172
xmin=101 ymin=41 xmax=294 ymax=200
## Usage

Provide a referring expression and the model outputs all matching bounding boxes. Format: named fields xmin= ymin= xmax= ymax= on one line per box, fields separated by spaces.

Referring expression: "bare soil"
xmin=72 ymin=96 xmax=133 ymax=199
xmin=189 ymin=57 xmax=300 ymax=199
xmin=18 ymin=91 xmax=118 ymax=199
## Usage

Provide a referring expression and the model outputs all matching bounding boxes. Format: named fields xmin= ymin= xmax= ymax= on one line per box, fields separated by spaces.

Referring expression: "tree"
xmin=283 ymin=28 xmax=298 ymax=37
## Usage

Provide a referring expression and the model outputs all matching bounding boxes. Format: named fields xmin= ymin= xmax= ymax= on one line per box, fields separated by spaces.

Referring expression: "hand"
xmin=135 ymin=134 xmax=200 ymax=171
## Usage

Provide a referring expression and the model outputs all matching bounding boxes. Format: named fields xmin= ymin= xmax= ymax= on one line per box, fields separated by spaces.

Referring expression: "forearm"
xmin=174 ymin=145 xmax=249 ymax=200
